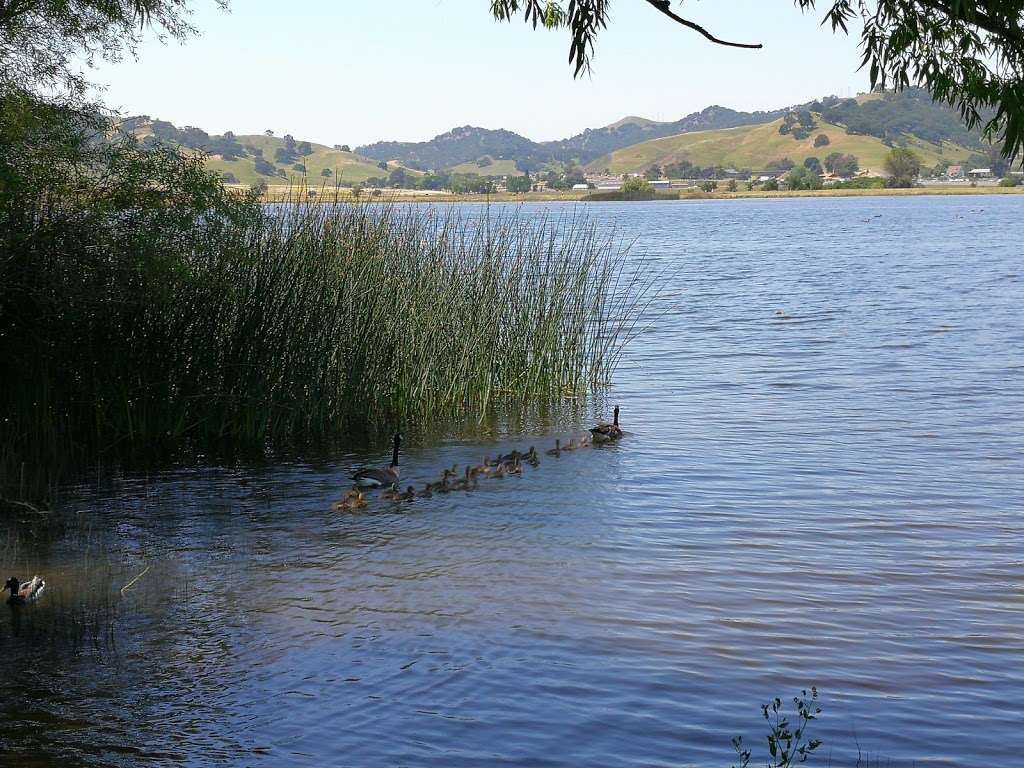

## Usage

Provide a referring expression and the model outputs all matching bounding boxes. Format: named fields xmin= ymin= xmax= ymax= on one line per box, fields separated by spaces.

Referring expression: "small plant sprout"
xmin=731 ymin=687 xmax=822 ymax=768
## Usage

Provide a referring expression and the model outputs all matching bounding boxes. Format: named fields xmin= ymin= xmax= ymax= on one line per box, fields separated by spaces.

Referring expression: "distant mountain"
xmin=356 ymin=105 xmax=790 ymax=172
xmin=127 ymin=88 xmax=995 ymax=184
xmin=546 ymin=105 xmax=790 ymax=164
xmin=357 ymin=126 xmax=557 ymax=174
xmin=357 ymin=88 xmax=990 ymax=174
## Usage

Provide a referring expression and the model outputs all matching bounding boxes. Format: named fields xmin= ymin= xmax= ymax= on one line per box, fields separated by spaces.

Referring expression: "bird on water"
xmin=352 ymin=433 xmax=402 ymax=488
xmin=590 ymin=406 xmax=623 ymax=443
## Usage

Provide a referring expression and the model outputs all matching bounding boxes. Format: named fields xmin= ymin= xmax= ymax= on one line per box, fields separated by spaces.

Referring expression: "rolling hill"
xmin=121 ymin=117 xmax=412 ymax=186
xmin=206 ymin=135 xmax=405 ymax=186
xmin=586 ymin=116 xmax=976 ymax=175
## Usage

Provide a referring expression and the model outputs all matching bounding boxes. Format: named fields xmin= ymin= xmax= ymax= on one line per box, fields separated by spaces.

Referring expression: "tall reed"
xmin=1 ymin=196 xmax=651 ymax=505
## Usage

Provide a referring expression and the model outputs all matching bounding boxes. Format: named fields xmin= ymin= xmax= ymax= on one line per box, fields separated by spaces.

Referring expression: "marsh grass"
xmin=2 ymin=191 xmax=654 ymax=506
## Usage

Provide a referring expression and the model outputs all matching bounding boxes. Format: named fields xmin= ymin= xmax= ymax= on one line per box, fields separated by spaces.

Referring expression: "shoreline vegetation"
xmin=241 ymin=184 xmax=1024 ymax=204
xmin=2 ymin=178 xmax=652 ymax=509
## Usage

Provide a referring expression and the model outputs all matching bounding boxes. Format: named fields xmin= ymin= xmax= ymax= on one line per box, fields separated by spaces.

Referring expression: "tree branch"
xmin=642 ymin=0 xmax=763 ymax=49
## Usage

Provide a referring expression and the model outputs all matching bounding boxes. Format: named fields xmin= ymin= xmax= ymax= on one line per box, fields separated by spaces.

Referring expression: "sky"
xmin=91 ymin=1 xmax=871 ymax=148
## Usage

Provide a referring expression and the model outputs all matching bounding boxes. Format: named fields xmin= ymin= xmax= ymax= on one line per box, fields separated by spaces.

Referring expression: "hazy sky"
xmin=92 ymin=1 xmax=871 ymax=147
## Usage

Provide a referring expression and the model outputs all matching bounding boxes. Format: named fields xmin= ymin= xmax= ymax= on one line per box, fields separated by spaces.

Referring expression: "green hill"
xmin=121 ymin=117 xmax=415 ymax=186
xmin=208 ymin=134 xmax=406 ymax=186
xmin=586 ymin=116 xmax=975 ymax=175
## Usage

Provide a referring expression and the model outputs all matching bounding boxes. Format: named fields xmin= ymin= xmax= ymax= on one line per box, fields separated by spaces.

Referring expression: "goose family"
xmin=338 ymin=407 xmax=625 ymax=509
xmin=352 ymin=433 xmax=402 ymax=488
xmin=5 ymin=576 xmax=45 ymax=606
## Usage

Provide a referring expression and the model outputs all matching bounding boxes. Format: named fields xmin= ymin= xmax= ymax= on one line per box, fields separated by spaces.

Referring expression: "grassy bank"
xmin=1 ymin=193 xmax=646 ymax=508
xmin=241 ymin=184 xmax=1024 ymax=204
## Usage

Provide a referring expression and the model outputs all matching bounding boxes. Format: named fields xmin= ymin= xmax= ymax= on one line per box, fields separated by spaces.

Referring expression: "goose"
xmin=352 ymin=433 xmax=402 ymax=488
xmin=381 ymin=484 xmax=403 ymax=501
xmin=561 ymin=438 xmax=577 ymax=452
xmin=417 ymin=484 xmax=434 ymax=499
xmin=496 ymin=449 xmax=522 ymax=464
xmin=428 ymin=468 xmax=456 ymax=493
xmin=400 ymin=486 xmax=416 ymax=501
xmin=5 ymin=576 xmax=45 ymax=606
xmin=545 ymin=439 xmax=561 ymax=457
xmin=524 ymin=446 xmax=539 ymax=465
xmin=590 ymin=406 xmax=623 ymax=443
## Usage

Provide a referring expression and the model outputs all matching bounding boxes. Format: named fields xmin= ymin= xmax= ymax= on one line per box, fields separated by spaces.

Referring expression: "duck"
xmin=545 ymin=439 xmax=561 ymax=457
xmin=4 ymin=576 xmax=45 ymax=606
xmin=589 ymin=406 xmax=623 ymax=443
xmin=352 ymin=433 xmax=402 ymax=488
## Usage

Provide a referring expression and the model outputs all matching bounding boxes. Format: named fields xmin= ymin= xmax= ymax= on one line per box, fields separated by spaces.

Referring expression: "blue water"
xmin=2 ymin=195 xmax=1022 ymax=766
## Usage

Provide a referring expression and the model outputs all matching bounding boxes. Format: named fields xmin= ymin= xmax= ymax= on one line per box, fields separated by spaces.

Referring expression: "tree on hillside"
xmin=644 ymin=164 xmax=662 ymax=180
xmin=265 ymin=129 xmax=274 ymax=137
xmin=284 ymin=134 xmax=296 ymax=152
xmin=340 ymin=144 xmax=351 ymax=153
xmin=321 ymin=167 xmax=332 ymax=177
xmin=296 ymin=140 xmax=313 ymax=156
xmin=814 ymin=134 xmax=830 ymax=147
xmin=803 ymin=156 xmax=823 ymax=174
xmin=825 ymin=152 xmax=859 ymax=177
xmin=489 ymin=0 xmax=1024 ymax=157
xmin=883 ymin=147 xmax=921 ymax=187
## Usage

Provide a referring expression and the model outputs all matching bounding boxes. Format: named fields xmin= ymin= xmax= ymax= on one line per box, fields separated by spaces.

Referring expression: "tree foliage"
xmin=490 ymin=0 xmax=1024 ymax=157
xmin=883 ymin=146 xmax=922 ymax=186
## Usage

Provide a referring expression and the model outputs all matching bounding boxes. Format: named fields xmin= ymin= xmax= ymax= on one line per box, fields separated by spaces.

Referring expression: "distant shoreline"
xmin=244 ymin=184 xmax=1024 ymax=204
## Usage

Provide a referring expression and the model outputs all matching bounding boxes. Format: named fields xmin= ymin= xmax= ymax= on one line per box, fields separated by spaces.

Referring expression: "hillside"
xmin=121 ymin=117 xmax=405 ymax=185
xmin=357 ymin=126 xmax=555 ymax=173
xmin=587 ymin=116 xmax=975 ymax=175
xmin=546 ymin=104 xmax=791 ymax=164
xmin=208 ymin=135 xmax=402 ymax=186
xmin=355 ymin=105 xmax=790 ymax=172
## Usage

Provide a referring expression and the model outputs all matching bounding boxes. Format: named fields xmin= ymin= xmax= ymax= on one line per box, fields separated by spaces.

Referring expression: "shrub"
xmin=999 ymin=175 xmax=1021 ymax=187
xmin=813 ymin=133 xmax=830 ymax=147
xmin=732 ymin=688 xmax=823 ymax=768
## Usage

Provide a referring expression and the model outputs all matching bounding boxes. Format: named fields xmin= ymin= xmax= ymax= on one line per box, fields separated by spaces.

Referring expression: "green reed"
xmin=1 ymin=194 xmax=652 ymax=506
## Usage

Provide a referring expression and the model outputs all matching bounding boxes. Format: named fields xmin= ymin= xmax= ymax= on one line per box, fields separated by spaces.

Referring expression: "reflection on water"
xmin=3 ymin=195 xmax=1024 ymax=766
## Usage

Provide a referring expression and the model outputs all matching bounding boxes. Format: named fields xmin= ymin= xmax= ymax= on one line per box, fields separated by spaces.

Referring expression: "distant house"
xmin=946 ymin=164 xmax=964 ymax=179
xmin=968 ymin=168 xmax=993 ymax=179
xmin=571 ymin=183 xmax=590 ymax=191
xmin=596 ymin=183 xmax=622 ymax=191
xmin=649 ymin=179 xmax=671 ymax=189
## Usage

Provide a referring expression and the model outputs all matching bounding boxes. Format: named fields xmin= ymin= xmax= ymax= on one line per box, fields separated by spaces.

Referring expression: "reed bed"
xmin=1 ymin=196 xmax=653 ymax=505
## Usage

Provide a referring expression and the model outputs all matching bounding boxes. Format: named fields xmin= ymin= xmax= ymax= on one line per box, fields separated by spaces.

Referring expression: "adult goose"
xmin=5 ymin=576 xmax=45 ymax=606
xmin=352 ymin=433 xmax=402 ymax=488
xmin=589 ymin=406 xmax=623 ymax=443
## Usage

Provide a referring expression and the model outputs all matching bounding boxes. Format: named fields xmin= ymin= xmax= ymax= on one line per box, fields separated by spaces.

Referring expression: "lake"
xmin=2 ymin=195 xmax=1022 ymax=767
